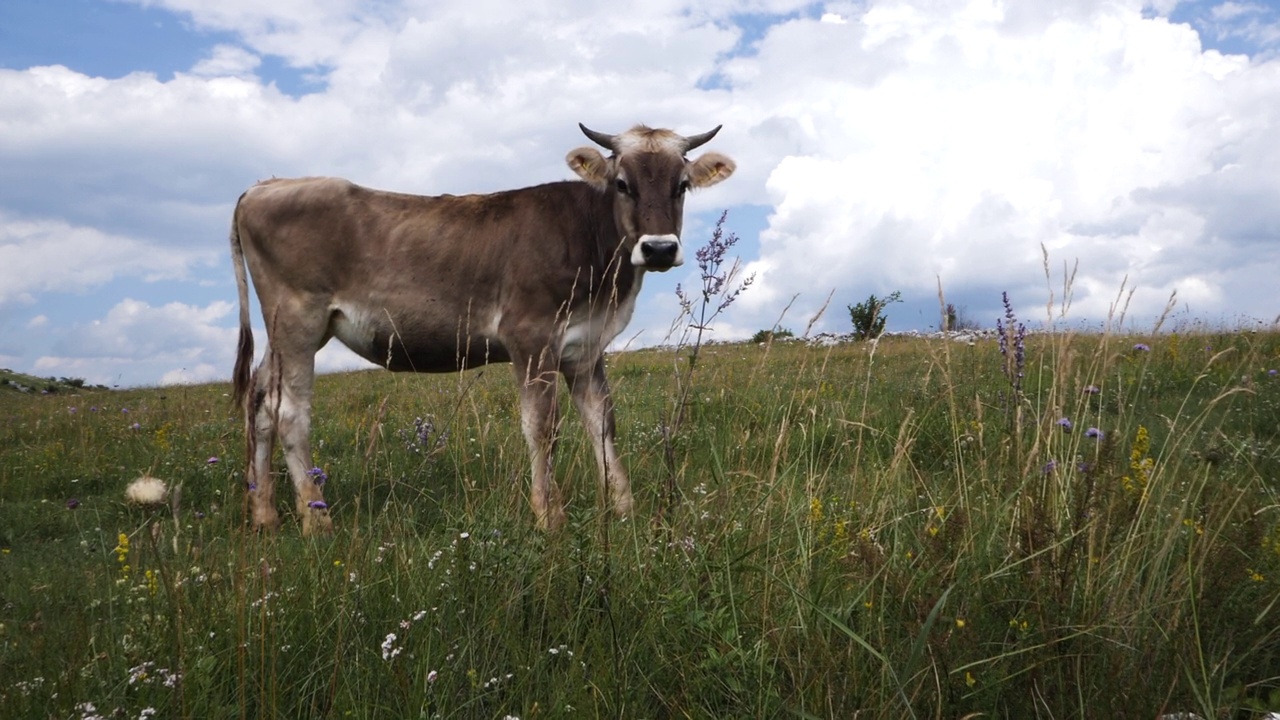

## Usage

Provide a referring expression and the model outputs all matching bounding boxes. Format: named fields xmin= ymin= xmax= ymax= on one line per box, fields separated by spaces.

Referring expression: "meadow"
xmin=2 ymin=315 xmax=1280 ymax=718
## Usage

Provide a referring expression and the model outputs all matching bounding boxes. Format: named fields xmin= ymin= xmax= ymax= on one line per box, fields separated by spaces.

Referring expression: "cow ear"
xmin=567 ymin=147 xmax=609 ymax=190
xmin=688 ymin=152 xmax=736 ymax=189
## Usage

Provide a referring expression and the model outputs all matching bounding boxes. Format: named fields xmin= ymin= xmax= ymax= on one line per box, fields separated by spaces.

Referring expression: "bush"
xmin=848 ymin=291 xmax=901 ymax=340
xmin=750 ymin=328 xmax=794 ymax=344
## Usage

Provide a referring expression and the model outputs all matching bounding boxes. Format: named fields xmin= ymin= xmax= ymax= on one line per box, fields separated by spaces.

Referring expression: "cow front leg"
xmin=516 ymin=360 xmax=566 ymax=530
xmin=565 ymin=358 xmax=632 ymax=519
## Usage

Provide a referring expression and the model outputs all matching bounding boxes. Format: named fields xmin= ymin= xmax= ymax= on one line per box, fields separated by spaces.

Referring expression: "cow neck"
xmin=583 ymin=184 xmax=640 ymax=310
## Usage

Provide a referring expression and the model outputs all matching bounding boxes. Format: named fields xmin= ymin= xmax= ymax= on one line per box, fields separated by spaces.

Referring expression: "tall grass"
xmin=2 ymin=318 xmax=1279 ymax=717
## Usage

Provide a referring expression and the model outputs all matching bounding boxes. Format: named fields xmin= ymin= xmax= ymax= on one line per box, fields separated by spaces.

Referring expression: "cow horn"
xmin=579 ymin=123 xmax=616 ymax=151
xmin=682 ymin=125 xmax=722 ymax=152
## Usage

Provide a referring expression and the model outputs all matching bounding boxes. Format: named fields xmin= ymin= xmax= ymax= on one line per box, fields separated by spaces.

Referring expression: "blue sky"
xmin=2 ymin=0 xmax=1279 ymax=387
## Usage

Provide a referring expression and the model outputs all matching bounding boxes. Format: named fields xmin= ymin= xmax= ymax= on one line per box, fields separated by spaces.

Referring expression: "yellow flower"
xmin=808 ymin=497 xmax=824 ymax=524
xmin=1246 ymin=568 xmax=1264 ymax=583
xmin=965 ymin=671 xmax=976 ymax=688
xmin=955 ymin=618 xmax=966 ymax=629
xmin=333 ymin=559 xmax=343 ymax=568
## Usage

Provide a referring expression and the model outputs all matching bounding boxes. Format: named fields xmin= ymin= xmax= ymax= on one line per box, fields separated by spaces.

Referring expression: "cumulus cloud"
xmin=0 ymin=213 xmax=216 ymax=312
xmin=34 ymin=299 xmax=238 ymax=386
xmin=190 ymin=45 xmax=262 ymax=78
xmin=729 ymin=0 xmax=1280 ymax=327
xmin=4 ymin=0 xmax=1280 ymax=386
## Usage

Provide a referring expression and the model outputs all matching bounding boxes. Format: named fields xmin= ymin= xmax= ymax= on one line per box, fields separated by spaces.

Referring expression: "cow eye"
xmin=676 ymin=179 xmax=691 ymax=196
xmin=615 ymin=178 xmax=630 ymax=195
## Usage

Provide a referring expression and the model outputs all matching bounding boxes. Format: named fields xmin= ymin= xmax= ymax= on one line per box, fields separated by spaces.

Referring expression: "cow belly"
xmin=329 ymin=304 xmax=509 ymax=372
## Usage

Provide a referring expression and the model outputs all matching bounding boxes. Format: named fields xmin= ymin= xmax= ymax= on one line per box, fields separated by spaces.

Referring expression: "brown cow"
xmin=230 ymin=123 xmax=735 ymax=534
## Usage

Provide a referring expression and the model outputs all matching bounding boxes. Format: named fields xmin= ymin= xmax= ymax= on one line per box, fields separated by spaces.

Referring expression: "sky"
xmin=2 ymin=0 xmax=1279 ymax=388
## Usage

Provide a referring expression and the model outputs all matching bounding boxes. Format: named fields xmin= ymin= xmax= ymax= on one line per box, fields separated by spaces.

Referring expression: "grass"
xmin=2 ymin=322 xmax=1280 ymax=718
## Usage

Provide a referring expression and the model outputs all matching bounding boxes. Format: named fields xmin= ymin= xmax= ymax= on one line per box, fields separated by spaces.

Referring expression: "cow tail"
xmin=230 ymin=194 xmax=254 ymax=413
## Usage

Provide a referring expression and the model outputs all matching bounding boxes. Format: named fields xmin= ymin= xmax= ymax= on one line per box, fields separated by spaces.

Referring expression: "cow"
xmin=230 ymin=123 xmax=735 ymax=535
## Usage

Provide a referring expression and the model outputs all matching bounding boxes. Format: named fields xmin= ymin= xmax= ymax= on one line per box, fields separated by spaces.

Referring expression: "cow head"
xmin=567 ymin=124 xmax=735 ymax=271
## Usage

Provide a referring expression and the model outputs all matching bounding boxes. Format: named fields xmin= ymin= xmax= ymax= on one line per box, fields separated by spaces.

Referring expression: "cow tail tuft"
xmin=230 ymin=194 xmax=254 ymax=411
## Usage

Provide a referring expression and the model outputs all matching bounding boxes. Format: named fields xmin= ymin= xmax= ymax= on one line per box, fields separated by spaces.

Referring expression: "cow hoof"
xmin=537 ymin=509 xmax=568 ymax=532
xmin=302 ymin=510 xmax=334 ymax=536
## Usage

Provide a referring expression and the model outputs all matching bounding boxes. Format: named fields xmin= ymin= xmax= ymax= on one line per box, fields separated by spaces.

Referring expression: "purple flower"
xmin=246 ymin=482 xmax=257 ymax=491
xmin=307 ymin=467 xmax=328 ymax=486
xmin=206 ymin=456 xmax=219 ymax=465
xmin=1042 ymin=460 xmax=1057 ymax=474
xmin=130 ymin=422 xmax=141 ymax=430
xmin=1082 ymin=385 xmax=1101 ymax=395
xmin=1056 ymin=417 xmax=1073 ymax=432
xmin=121 ymin=408 xmax=130 ymax=414
xmin=1085 ymin=427 xmax=1103 ymax=439
xmin=66 ymin=498 xmax=80 ymax=510
xmin=308 ymin=500 xmax=328 ymax=510
xmin=194 ymin=511 xmax=206 ymax=520
xmin=1269 ymin=369 xmax=1277 ymax=377
xmin=1133 ymin=343 xmax=1150 ymax=352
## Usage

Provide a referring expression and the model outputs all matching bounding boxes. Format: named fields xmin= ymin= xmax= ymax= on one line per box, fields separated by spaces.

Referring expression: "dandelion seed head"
xmin=125 ymin=476 xmax=168 ymax=506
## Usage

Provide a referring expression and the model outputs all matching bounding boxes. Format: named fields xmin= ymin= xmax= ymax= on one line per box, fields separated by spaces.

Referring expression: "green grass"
xmin=2 ymin=328 xmax=1279 ymax=718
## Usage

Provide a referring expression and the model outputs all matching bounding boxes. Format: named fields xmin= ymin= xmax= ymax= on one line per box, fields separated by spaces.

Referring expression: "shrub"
xmin=847 ymin=290 xmax=901 ymax=340
xmin=750 ymin=327 xmax=794 ymax=344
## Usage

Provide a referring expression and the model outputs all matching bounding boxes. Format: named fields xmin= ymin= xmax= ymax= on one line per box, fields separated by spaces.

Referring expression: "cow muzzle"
xmin=632 ymin=234 xmax=683 ymax=270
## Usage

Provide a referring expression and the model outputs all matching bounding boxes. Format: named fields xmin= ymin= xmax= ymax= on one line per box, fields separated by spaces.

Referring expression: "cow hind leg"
xmin=515 ymin=357 xmax=566 ymax=530
xmin=245 ymin=356 xmax=281 ymax=531
xmin=565 ymin=358 xmax=632 ymax=519
xmin=245 ymin=330 xmax=333 ymax=536
xmin=264 ymin=341 xmax=332 ymax=536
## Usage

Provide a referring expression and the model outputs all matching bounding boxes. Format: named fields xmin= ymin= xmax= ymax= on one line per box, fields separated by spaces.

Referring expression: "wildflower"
xmin=965 ymin=671 xmax=976 ymax=687
xmin=125 ymin=476 xmax=168 ymax=505
xmin=1082 ymin=385 xmax=1100 ymax=395
xmin=1269 ymin=369 xmax=1277 ymax=377
xmin=67 ymin=498 xmax=80 ymax=510
xmin=381 ymin=633 xmax=402 ymax=661
xmin=955 ymin=618 xmax=966 ymax=628
xmin=308 ymin=500 xmax=328 ymax=510
xmin=1042 ymin=460 xmax=1057 ymax=474
xmin=427 ymin=670 xmax=439 ymax=683
xmin=246 ymin=482 xmax=257 ymax=491
xmin=1085 ymin=427 xmax=1103 ymax=439
xmin=130 ymin=422 xmax=141 ymax=430
xmin=1056 ymin=417 xmax=1073 ymax=432
xmin=206 ymin=456 xmax=219 ymax=465
xmin=307 ymin=467 xmax=328 ymax=486
xmin=1133 ymin=343 xmax=1150 ymax=352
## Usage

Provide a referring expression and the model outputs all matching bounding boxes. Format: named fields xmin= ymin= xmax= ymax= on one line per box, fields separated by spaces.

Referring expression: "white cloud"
xmin=191 ymin=45 xmax=262 ymax=78
xmin=727 ymin=0 xmax=1279 ymax=327
xmin=35 ymin=299 xmax=238 ymax=386
xmin=0 ymin=213 xmax=217 ymax=312
xmin=5 ymin=0 xmax=1280 ymax=387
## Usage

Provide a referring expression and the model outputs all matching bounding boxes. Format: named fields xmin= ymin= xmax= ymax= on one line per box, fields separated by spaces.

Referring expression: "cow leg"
xmin=245 ymin=304 xmax=333 ymax=536
xmin=514 ymin=355 xmax=566 ymax=530
xmin=245 ymin=354 xmax=281 ymax=531
xmin=274 ymin=354 xmax=332 ymax=536
xmin=564 ymin=358 xmax=632 ymax=519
